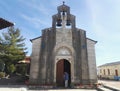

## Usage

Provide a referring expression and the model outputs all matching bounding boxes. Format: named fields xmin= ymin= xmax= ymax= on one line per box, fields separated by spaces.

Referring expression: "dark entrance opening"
xmin=56 ymin=59 xmax=71 ymax=87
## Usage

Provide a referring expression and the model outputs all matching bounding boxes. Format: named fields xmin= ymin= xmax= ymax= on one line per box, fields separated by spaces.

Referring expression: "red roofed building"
xmin=0 ymin=18 xmax=14 ymax=30
xmin=16 ymin=56 xmax=31 ymax=76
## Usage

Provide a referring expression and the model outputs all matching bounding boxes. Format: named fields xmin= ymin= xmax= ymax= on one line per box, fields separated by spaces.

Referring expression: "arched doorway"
xmin=56 ymin=59 xmax=71 ymax=87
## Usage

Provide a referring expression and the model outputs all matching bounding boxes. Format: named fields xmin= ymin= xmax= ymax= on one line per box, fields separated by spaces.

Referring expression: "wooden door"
xmin=115 ymin=69 xmax=118 ymax=76
xmin=56 ymin=59 xmax=64 ymax=86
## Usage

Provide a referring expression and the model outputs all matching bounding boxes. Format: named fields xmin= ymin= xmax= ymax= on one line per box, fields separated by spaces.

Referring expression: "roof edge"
xmin=30 ymin=36 xmax=42 ymax=42
xmin=87 ymin=38 xmax=97 ymax=43
xmin=98 ymin=61 xmax=120 ymax=67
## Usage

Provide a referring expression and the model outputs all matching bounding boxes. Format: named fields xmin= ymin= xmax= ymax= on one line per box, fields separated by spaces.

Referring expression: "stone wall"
xmin=29 ymin=37 xmax=41 ymax=84
xmin=71 ymin=27 xmax=90 ymax=84
xmin=87 ymin=38 xmax=97 ymax=83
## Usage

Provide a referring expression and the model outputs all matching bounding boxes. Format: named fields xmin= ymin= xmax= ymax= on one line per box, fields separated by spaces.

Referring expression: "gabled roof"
xmin=30 ymin=36 xmax=42 ymax=42
xmin=87 ymin=38 xmax=97 ymax=43
xmin=0 ymin=18 xmax=14 ymax=30
xmin=98 ymin=61 xmax=120 ymax=67
xmin=30 ymin=36 xmax=97 ymax=44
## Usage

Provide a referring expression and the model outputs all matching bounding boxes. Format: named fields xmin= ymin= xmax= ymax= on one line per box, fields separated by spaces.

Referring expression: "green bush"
xmin=16 ymin=64 xmax=27 ymax=75
xmin=0 ymin=72 xmax=5 ymax=78
xmin=7 ymin=64 xmax=16 ymax=74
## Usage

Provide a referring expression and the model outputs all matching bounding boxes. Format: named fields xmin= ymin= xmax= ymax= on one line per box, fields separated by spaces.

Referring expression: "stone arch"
xmin=53 ymin=43 xmax=75 ymax=56
xmin=56 ymin=59 xmax=71 ymax=87
xmin=53 ymin=44 xmax=75 ymax=83
xmin=56 ymin=46 xmax=72 ymax=56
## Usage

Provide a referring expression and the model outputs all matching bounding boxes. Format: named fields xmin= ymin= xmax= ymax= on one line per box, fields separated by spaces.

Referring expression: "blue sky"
xmin=0 ymin=0 xmax=120 ymax=66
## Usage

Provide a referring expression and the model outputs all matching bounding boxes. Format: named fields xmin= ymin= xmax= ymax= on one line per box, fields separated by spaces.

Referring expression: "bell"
xmin=62 ymin=11 xmax=65 ymax=16
xmin=57 ymin=23 xmax=62 ymax=26
xmin=66 ymin=20 xmax=71 ymax=26
xmin=57 ymin=19 xmax=62 ymax=26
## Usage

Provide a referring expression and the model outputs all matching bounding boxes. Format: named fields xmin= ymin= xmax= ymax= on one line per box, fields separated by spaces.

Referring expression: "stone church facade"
xmin=29 ymin=3 xmax=97 ymax=86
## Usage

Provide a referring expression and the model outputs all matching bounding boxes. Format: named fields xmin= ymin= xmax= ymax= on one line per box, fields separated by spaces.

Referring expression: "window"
xmin=115 ymin=69 xmax=118 ymax=76
xmin=108 ymin=69 xmax=110 ymax=75
xmin=100 ymin=69 xmax=102 ymax=73
xmin=104 ymin=69 xmax=106 ymax=75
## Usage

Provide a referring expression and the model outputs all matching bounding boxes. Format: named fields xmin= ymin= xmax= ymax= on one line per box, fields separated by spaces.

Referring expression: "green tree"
xmin=0 ymin=27 xmax=27 ymax=74
xmin=7 ymin=64 xmax=16 ymax=74
xmin=0 ymin=60 xmax=5 ymax=72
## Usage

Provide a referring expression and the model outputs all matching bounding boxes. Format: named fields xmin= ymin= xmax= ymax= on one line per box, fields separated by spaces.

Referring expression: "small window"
xmin=115 ymin=69 xmax=118 ymax=76
xmin=108 ymin=69 xmax=110 ymax=75
xmin=104 ymin=69 xmax=106 ymax=75
xmin=100 ymin=69 xmax=102 ymax=73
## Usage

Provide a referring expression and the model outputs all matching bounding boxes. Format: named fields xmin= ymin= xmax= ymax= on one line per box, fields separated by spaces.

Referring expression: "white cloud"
xmin=18 ymin=0 xmax=51 ymax=15
xmin=86 ymin=0 xmax=120 ymax=40
xmin=20 ymin=14 xmax=50 ymax=28
xmin=86 ymin=0 xmax=120 ymax=65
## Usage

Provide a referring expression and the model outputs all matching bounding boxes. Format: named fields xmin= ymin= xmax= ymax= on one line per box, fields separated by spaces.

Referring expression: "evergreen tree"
xmin=0 ymin=27 xmax=27 ymax=74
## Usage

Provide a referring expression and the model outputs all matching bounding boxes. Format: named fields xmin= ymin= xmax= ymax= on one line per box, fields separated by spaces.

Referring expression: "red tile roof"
xmin=0 ymin=18 xmax=14 ymax=30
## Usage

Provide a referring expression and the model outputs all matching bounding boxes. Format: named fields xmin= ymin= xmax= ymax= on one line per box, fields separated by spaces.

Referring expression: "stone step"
xmin=28 ymin=89 xmax=97 ymax=91
xmin=97 ymin=87 xmax=113 ymax=91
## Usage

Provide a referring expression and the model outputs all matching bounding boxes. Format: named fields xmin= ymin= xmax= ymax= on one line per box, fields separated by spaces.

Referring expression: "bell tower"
xmin=52 ymin=1 xmax=76 ymax=29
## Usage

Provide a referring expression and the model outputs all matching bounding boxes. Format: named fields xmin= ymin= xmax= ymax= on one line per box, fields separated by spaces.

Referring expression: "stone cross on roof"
xmin=63 ymin=1 xmax=65 ymax=5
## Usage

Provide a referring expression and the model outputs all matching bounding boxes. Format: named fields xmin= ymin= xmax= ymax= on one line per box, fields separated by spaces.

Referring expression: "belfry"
xmin=29 ymin=2 xmax=97 ymax=87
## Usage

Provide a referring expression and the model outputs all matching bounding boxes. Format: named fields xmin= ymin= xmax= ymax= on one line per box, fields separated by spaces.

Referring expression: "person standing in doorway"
xmin=64 ymin=72 xmax=69 ymax=88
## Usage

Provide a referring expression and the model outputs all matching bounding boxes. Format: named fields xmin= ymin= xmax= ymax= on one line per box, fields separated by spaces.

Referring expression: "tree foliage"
xmin=7 ymin=64 xmax=16 ymax=74
xmin=0 ymin=27 xmax=27 ymax=74
xmin=0 ymin=61 xmax=5 ymax=72
xmin=0 ymin=72 xmax=5 ymax=78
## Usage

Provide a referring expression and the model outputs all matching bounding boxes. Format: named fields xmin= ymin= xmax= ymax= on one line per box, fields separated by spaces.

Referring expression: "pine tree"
xmin=0 ymin=27 xmax=27 ymax=74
